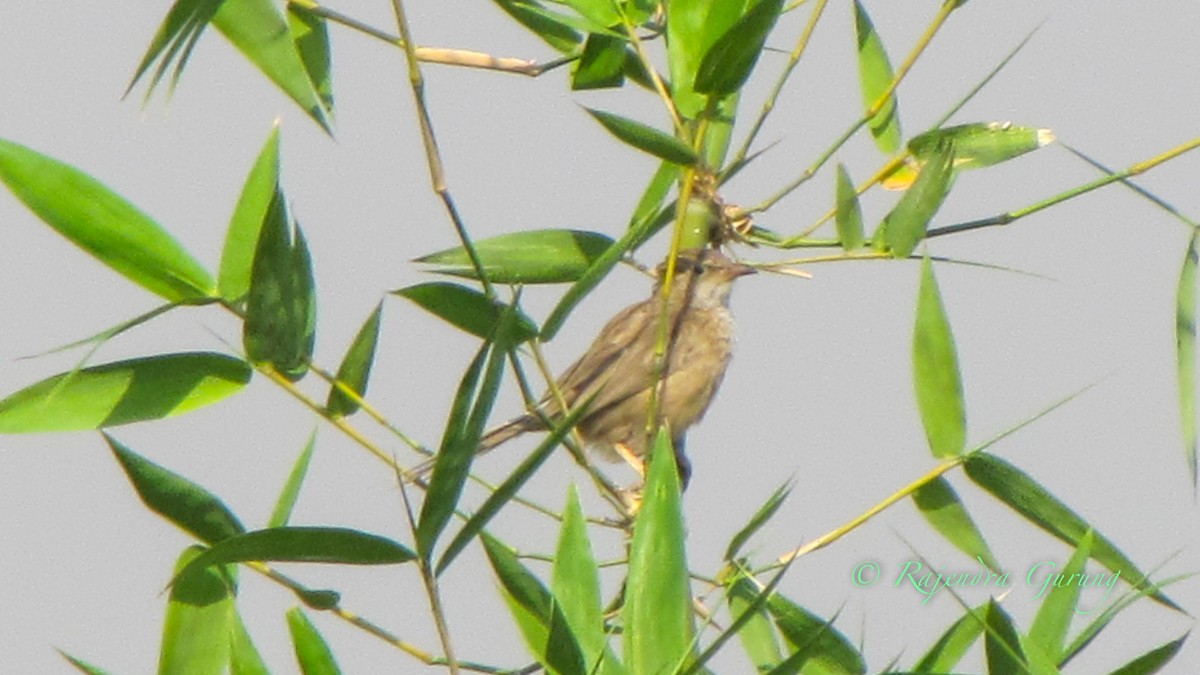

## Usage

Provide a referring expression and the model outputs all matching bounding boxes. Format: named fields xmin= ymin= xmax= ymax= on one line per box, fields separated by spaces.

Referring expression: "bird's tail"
xmin=409 ymin=415 xmax=538 ymax=479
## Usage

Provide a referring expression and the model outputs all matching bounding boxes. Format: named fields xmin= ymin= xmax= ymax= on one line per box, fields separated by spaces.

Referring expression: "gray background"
xmin=2 ymin=1 xmax=1199 ymax=672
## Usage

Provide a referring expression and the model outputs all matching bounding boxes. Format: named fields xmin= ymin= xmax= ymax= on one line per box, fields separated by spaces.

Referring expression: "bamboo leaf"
xmin=964 ymin=454 xmax=1177 ymax=610
xmin=326 ymin=303 xmax=383 ymax=417
xmin=694 ymin=0 xmax=784 ymax=97
xmin=286 ymin=608 xmax=342 ymax=675
xmin=482 ymin=534 xmax=588 ymax=675
xmin=1177 ymin=229 xmax=1198 ymax=485
xmin=489 ymin=0 xmax=583 ymax=53
xmin=912 ymin=477 xmax=998 ymax=569
xmin=573 ymin=33 xmax=627 ymax=90
xmin=417 ymin=229 xmax=616 ymax=284
xmin=585 ymin=108 xmax=698 ymax=166
xmin=624 ymin=430 xmax=694 ymax=674
xmin=909 ymin=122 xmax=1053 ymax=171
xmin=394 ymin=282 xmax=538 ymax=343
xmin=912 ymin=256 xmax=967 ymax=457
xmin=767 ymin=595 xmax=866 ymax=674
xmin=286 ymin=4 xmax=333 ymax=115
xmin=1109 ymin=634 xmax=1190 ymax=675
xmin=230 ymin=610 xmax=269 ymax=675
xmin=125 ymin=0 xmax=222 ymax=100
xmin=243 ymin=191 xmax=317 ymax=381
xmin=159 ymin=545 xmax=236 ymax=675
xmin=269 ymin=431 xmax=317 ymax=528
xmin=881 ymin=143 xmax=955 ymax=257
xmin=983 ymin=600 xmax=1028 ymax=675
xmin=108 ymin=434 xmax=245 ymax=544
xmin=725 ymin=480 xmax=793 ymax=561
xmin=58 ymin=652 xmax=113 ymax=675
xmin=0 ymin=138 xmax=216 ymax=301
xmin=853 ymin=0 xmax=901 ymax=153
xmin=835 ymin=163 xmax=865 ymax=251
xmin=912 ymin=603 xmax=986 ymax=672
xmin=0 ymin=353 xmax=251 ymax=433
xmin=1027 ymin=530 xmax=1093 ymax=663
xmin=220 ymin=125 xmax=281 ymax=302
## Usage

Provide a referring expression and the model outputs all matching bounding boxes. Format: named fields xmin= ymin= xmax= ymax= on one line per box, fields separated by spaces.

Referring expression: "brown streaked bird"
xmin=449 ymin=247 xmax=754 ymax=487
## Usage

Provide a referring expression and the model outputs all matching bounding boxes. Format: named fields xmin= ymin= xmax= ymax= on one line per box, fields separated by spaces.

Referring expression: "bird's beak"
xmin=729 ymin=262 xmax=757 ymax=278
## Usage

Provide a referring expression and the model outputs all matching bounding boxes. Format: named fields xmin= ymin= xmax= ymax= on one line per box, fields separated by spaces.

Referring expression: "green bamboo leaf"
xmin=326 ymin=303 xmax=383 ymax=417
xmin=0 ymin=353 xmax=251 ymax=433
xmin=490 ymin=0 xmax=584 ymax=53
xmin=553 ymin=487 xmax=624 ymax=675
xmin=220 ymin=125 xmax=281 ymax=302
xmin=964 ymin=454 xmax=1177 ymax=610
xmin=269 ymin=431 xmax=317 ymax=528
xmin=243 ymin=191 xmax=317 ymax=381
xmin=881 ymin=142 xmax=955 ymax=257
xmin=835 ymin=163 xmax=865 ymax=251
xmin=436 ymin=396 xmax=596 ymax=574
xmin=625 ymin=430 xmax=694 ymax=674
xmin=160 ymin=546 xmax=236 ymax=675
xmin=230 ymin=610 xmax=269 ymax=675
xmin=725 ymin=576 xmax=784 ymax=673
xmin=1177 ymin=229 xmax=1198 ymax=485
xmin=694 ymin=0 xmax=784 ymax=97
xmin=108 ymin=434 xmax=245 ymax=544
xmin=1109 ymin=634 xmax=1190 ymax=675
xmin=766 ymin=595 xmax=866 ymax=674
xmin=573 ymin=33 xmax=627 ymax=90
xmin=286 ymin=5 xmax=333 ymax=115
xmin=57 ymin=652 xmax=112 ymax=675
xmin=562 ymin=0 xmax=622 ymax=31
xmin=0 ymin=138 xmax=216 ymax=301
xmin=913 ymin=257 xmax=967 ymax=457
xmin=665 ymin=0 xmax=716 ymax=119
xmin=585 ymin=108 xmax=698 ymax=166
xmin=125 ymin=0 xmax=222 ymax=100
xmin=1061 ymin=575 xmax=1189 ymax=666
xmin=725 ymin=480 xmax=793 ymax=561
xmin=912 ymin=603 xmax=986 ymax=672
xmin=909 ymin=122 xmax=1053 ymax=171
xmin=853 ymin=0 xmax=901 ymax=152
xmin=482 ymin=534 xmax=588 ymax=675
xmin=394 ymin=282 xmax=538 ymax=343
xmin=913 ymin=477 xmax=998 ymax=569
xmin=286 ymin=608 xmax=342 ymax=675
xmin=983 ymin=600 xmax=1028 ymax=675
xmin=174 ymin=527 xmax=416 ymax=588
xmin=417 ymin=229 xmax=616 ymax=284
xmin=1027 ymin=530 xmax=1093 ymax=663
xmin=212 ymin=0 xmax=332 ymax=132
xmin=417 ymin=308 xmax=516 ymax=558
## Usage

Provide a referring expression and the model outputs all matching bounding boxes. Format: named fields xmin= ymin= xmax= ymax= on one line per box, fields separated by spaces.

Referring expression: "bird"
xmin=427 ymin=247 xmax=754 ymax=487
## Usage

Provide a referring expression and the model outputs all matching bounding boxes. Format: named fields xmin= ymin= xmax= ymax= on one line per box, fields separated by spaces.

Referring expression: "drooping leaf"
xmin=394 ymin=282 xmax=538 ymax=342
xmin=482 ymin=534 xmax=588 ymax=675
xmin=585 ymin=108 xmax=698 ymax=166
xmin=1109 ymin=634 xmax=1190 ymax=675
xmin=417 ymin=229 xmax=616 ymax=284
xmin=159 ymin=546 xmax=236 ymax=675
xmin=286 ymin=4 xmax=333 ymax=115
xmin=269 ymin=431 xmax=316 ymax=528
xmin=212 ymin=0 xmax=332 ymax=132
xmin=573 ymin=33 xmax=627 ymax=90
xmin=983 ymin=600 xmax=1028 ymax=675
xmin=220 ymin=124 xmax=281 ymax=302
xmin=913 ymin=477 xmax=998 ymax=569
xmin=489 ymin=0 xmax=583 ymax=53
xmin=0 ymin=138 xmax=216 ymax=301
xmin=853 ymin=0 xmax=901 ymax=152
xmin=1177 ymin=229 xmax=1198 ymax=485
xmin=0 ymin=353 xmax=251 ymax=433
xmin=326 ymin=303 xmax=383 ymax=417
xmin=125 ymin=0 xmax=223 ymax=100
xmin=243 ymin=190 xmax=317 ymax=381
xmin=173 ymin=527 xmax=416 ymax=587
xmin=286 ymin=608 xmax=342 ymax=675
xmin=694 ymin=0 xmax=785 ymax=97
xmin=879 ymin=142 xmax=955 ymax=257
xmin=726 ymin=576 xmax=784 ymax=673
xmin=107 ymin=434 xmax=245 ymax=544
xmin=561 ymin=0 xmax=621 ymax=30
xmin=912 ymin=256 xmax=967 ymax=457
xmin=835 ymin=163 xmax=865 ymax=251
xmin=625 ymin=431 xmax=694 ymax=674
xmin=964 ymin=454 xmax=1176 ymax=609
xmin=767 ymin=594 xmax=867 ymax=674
